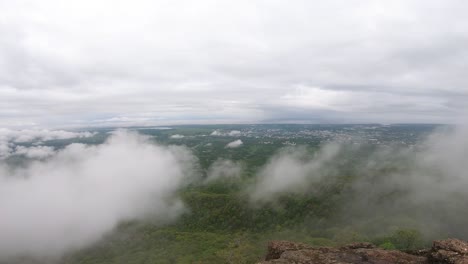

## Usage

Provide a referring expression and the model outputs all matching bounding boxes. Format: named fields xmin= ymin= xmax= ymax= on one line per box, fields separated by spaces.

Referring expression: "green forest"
xmin=50 ymin=124 xmax=449 ymax=264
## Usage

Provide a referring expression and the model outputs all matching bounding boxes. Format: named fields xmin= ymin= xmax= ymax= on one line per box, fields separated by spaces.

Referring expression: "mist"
xmin=2 ymin=125 xmax=467 ymax=260
xmin=248 ymin=144 xmax=342 ymax=204
xmin=245 ymin=125 xmax=468 ymax=239
xmin=340 ymin=125 xmax=468 ymax=238
xmin=0 ymin=130 xmax=196 ymax=259
xmin=205 ymin=159 xmax=243 ymax=183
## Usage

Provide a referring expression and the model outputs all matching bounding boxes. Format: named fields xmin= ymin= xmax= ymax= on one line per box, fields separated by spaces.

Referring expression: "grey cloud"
xmin=1 ymin=0 xmax=468 ymax=127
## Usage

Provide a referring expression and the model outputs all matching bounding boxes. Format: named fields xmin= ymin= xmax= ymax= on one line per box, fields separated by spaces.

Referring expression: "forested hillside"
xmin=47 ymin=124 xmax=456 ymax=264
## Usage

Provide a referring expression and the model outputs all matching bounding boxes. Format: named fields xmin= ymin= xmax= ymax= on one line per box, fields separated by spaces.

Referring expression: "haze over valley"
xmin=1 ymin=1 xmax=468 ymax=263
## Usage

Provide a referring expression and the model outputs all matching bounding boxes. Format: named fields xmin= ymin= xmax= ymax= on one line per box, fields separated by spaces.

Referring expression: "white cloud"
xmin=0 ymin=129 xmax=95 ymax=159
xmin=210 ymin=130 xmax=242 ymax=136
xmin=0 ymin=130 xmax=196 ymax=259
xmin=0 ymin=129 xmax=95 ymax=143
xmin=228 ymin=130 xmax=241 ymax=136
xmin=225 ymin=139 xmax=243 ymax=148
xmin=210 ymin=130 xmax=223 ymax=136
xmin=170 ymin=134 xmax=185 ymax=139
xmin=13 ymin=146 xmax=55 ymax=159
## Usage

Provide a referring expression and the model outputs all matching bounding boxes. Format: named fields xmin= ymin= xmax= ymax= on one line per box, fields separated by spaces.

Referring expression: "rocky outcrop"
xmin=260 ymin=239 xmax=468 ymax=264
xmin=430 ymin=239 xmax=468 ymax=264
xmin=264 ymin=241 xmax=315 ymax=260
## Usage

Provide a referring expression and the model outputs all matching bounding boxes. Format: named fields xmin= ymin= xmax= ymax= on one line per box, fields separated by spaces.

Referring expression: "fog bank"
xmin=0 ymin=130 xmax=196 ymax=259
xmin=246 ymin=125 xmax=468 ymax=238
xmin=205 ymin=159 xmax=243 ymax=182
xmin=248 ymin=144 xmax=341 ymax=203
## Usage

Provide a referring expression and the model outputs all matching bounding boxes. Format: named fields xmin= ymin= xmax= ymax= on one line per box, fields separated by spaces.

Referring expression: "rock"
xmin=260 ymin=238 xmax=468 ymax=264
xmin=260 ymin=241 xmax=426 ymax=264
xmin=354 ymin=248 xmax=427 ymax=264
xmin=341 ymin=242 xmax=376 ymax=250
xmin=430 ymin=239 xmax=468 ymax=264
xmin=264 ymin=241 xmax=313 ymax=261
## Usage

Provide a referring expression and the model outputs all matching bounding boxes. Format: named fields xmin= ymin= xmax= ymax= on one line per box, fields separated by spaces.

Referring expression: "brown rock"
xmin=261 ymin=238 xmax=468 ymax=264
xmin=341 ymin=242 xmax=376 ymax=250
xmin=264 ymin=241 xmax=313 ymax=260
xmin=355 ymin=248 xmax=427 ymax=264
xmin=430 ymin=239 xmax=468 ymax=264
xmin=261 ymin=241 xmax=426 ymax=264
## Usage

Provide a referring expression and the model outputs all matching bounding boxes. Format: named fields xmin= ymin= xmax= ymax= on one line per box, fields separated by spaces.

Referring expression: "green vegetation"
xmin=27 ymin=125 xmax=442 ymax=263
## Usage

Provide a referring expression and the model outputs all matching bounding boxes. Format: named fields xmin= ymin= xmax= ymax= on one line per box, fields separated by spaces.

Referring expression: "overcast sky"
xmin=1 ymin=0 xmax=467 ymax=128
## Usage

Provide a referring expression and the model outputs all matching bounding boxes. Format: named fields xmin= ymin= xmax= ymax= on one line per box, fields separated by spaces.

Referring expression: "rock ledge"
xmin=259 ymin=239 xmax=468 ymax=264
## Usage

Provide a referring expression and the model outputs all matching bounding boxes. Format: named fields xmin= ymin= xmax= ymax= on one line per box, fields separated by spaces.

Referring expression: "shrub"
xmin=389 ymin=229 xmax=423 ymax=250
xmin=378 ymin=241 xmax=396 ymax=250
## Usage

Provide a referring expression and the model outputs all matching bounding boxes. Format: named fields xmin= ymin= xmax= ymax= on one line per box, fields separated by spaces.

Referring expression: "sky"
xmin=1 ymin=0 xmax=467 ymax=128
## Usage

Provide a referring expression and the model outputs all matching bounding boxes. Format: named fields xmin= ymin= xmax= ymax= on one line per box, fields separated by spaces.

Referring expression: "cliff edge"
xmin=259 ymin=238 xmax=468 ymax=264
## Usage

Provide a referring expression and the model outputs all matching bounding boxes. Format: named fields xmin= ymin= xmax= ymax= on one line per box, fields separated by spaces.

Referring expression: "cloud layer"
xmin=0 ymin=131 xmax=196 ymax=259
xmin=1 ymin=0 xmax=468 ymax=127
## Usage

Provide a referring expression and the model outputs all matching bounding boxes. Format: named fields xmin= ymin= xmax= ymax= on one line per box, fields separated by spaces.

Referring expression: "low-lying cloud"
xmin=342 ymin=125 xmax=468 ymax=238
xmin=211 ymin=130 xmax=242 ymax=137
xmin=170 ymin=134 xmax=185 ymax=139
xmin=248 ymin=144 xmax=342 ymax=203
xmin=0 ymin=129 xmax=95 ymax=143
xmin=205 ymin=159 xmax=243 ymax=182
xmin=245 ymin=124 xmax=468 ymax=239
xmin=3 ymin=124 xmax=468 ymax=259
xmin=13 ymin=145 xmax=56 ymax=159
xmin=0 ymin=129 xmax=95 ymax=159
xmin=226 ymin=139 xmax=243 ymax=148
xmin=0 ymin=130 xmax=196 ymax=259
